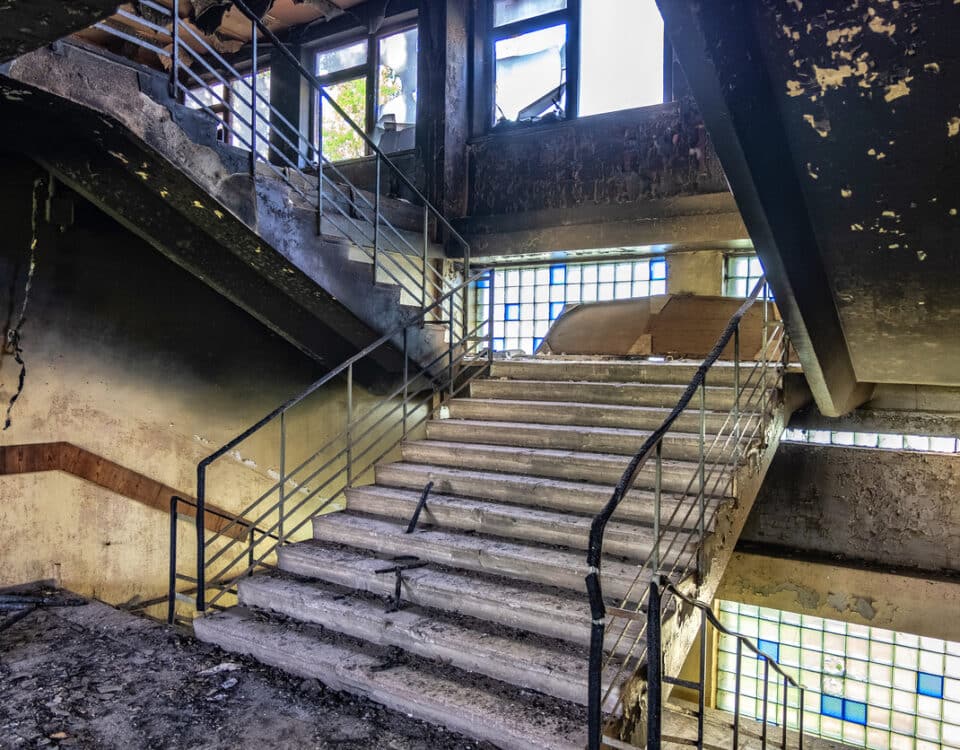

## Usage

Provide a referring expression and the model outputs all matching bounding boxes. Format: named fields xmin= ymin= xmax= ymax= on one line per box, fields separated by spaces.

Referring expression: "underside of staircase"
xmin=194 ymin=356 xmax=788 ymax=749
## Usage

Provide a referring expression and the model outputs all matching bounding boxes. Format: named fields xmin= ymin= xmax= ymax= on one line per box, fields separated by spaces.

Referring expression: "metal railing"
xmin=164 ymin=267 xmax=494 ymax=618
xmin=93 ymin=0 xmax=469 ymax=319
xmin=586 ymin=277 xmax=789 ymax=749
xmin=646 ymin=575 xmax=805 ymax=749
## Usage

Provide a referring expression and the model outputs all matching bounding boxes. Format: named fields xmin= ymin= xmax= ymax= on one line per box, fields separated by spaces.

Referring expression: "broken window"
xmin=481 ymin=0 xmax=668 ymax=128
xmin=185 ymin=69 xmax=270 ymax=160
xmin=579 ymin=0 xmax=664 ymax=116
xmin=314 ymin=26 xmax=418 ymax=162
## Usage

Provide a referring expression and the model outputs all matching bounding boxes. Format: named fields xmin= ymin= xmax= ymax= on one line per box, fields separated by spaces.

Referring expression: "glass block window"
xmin=724 ymin=254 xmax=768 ymax=298
xmin=782 ymin=428 xmax=960 ymax=454
xmin=716 ymin=600 xmax=960 ymax=749
xmin=477 ymin=258 xmax=667 ymax=354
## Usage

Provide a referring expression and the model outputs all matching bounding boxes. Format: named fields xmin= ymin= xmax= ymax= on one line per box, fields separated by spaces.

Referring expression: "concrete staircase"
xmin=195 ymin=356 xmax=777 ymax=749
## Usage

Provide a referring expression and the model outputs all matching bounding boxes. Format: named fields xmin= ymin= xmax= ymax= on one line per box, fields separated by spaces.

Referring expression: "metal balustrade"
xmin=585 ymin=277 xmax=790 ymax=749
xmin=93 ymin=0 xmax=468 ymax=320
xmin=166 ymin=267 xmax=493 ymax=620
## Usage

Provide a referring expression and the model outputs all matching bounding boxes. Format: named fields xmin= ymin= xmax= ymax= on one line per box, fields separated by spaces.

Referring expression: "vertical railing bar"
xmin=448 ymin=293 xmax=455 ymax=397
xmin=168 ymin=496 xmax=178 ymax=624
xmin=279 ymin=411 xmax=286 ymax=542
xmin=653 ymin=439 xmax=662 ymax=574
xmin=733 ymin=639 xmax=742 ymax=748
xmin=316 ymin=96 xmax=324 ymax=235
xmin=169 ymin=0 xmax=179 ymax=98
xmin=196 ymin=464 xmax=206 ymax=611
xmin=346 ymin=363 xmax=353 ymax=486
xmin=248 ymin=15 xmax=257 ymax=175
xmin=734 ymin=322 xmax=741 ymax=450
xmin=247 ymin=526 xmax=255 ymax=575
xmin=646 ymin=577 xmax=662 ymax=750
xmin=782 ymin=675 xmax=789 ymax=748
xmin=373 ymin=153 xmax=381 ymax=284
xmin=422 ymin=206 xmax=429 ymax=314
xmin=698 ymin=376 xmax=706 ymax=578
xmin=487 ymin=270 xmax=495 ymax=365
xmin=697 ymin=607 xmax=706 ymax=750
xmin=799 ymin=688 xmax=805 ymax=750
xmin=402 ymin=327 xmax=409 ymax=436
xmin=762 ymin=658 xmax=770 ymax=748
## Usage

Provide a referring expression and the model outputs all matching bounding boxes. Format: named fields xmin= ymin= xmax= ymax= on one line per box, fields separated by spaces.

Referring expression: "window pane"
xmin=493 ymin=0 xmax=566 ymax=27
xmin=579 ymin=0 xmax=663 ymax=116
xmin=377 ymin=28 xmax=418 ymax=152
xmin=316 ymin=40 xmax=367 ymax=77
xmin=321 ymin=77 xmax=367 ymax=161
xmin=494 ymin=24 xmax=566 ymax=124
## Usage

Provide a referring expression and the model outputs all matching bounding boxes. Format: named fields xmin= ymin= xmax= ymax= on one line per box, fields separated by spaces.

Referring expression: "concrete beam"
xmin=656 ymin=0 xmax=874 ymax=417
xmin=742 ymin=443 xmax=960 ymax=575
xmin=0 ymin=1 xmax=120 ymax=62
xmin=718 ymin=551 xmax=960 ymax=644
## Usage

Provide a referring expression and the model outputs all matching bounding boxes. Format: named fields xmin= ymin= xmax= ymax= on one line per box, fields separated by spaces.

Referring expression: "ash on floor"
xmin=0 ymin=594 xmax=491 ymax=750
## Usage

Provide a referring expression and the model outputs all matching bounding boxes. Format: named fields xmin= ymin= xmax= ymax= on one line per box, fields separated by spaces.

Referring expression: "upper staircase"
xmin=193 ymin=280 xmax=795 ymax=749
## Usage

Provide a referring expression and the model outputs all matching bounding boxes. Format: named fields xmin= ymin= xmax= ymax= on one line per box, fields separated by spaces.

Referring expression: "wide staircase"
xmin=192 ymin=281 xmax=793 ymax=749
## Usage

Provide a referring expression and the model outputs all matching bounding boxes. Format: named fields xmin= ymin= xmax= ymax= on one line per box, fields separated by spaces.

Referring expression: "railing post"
xmin=653 ymin=439 xmax=662 ymax=574
xmin=782 ymin=675 xmax=789 ymax=749
xmin=169 ymin=0 xmax=179 ymax=99
xmin=762 ymin=659 xmax=770 ymax=748
xmin=646 ymin=576 xmax=663 ymax=750
xmin=448 ymin=293 xmax=455 ymax=397
xmin=799 ymin=688 xmax=805 ymax=750
xmin=373 ymin=153 xmax=381 ymax=284
xmin=402 ymin=326 xmax=409 ymax=436
xmin=487 ymin=269 xmax=495 ymax=366
xmin=697 ymin=607 xmax=706 ymax=749
xmin=761 ymin=283 xmax=770 ymax=439
xmin=734 ymin=321 xmax=741 ymax=447
xmin=279 ymin=411 xmax=286 ymax=542
xmin=316 ymin=96 xmax=324 ymax=236
xmin=346 ymin=362 xmax=353 ymax=486
xmin=196 ymin=464 xmax=206 ymax=612
xmin=422 ymin=206 xmax=429 ymax=313
xmin=248 ymin=16 xmax=258 ymax=176
xmin=168 ymin=495 xmax=178 ymax=625
xmin=698 ymin=376 xmax=706 ymax=578
xmin=733 ymin=639 xmax=742 ymax=748
xmin=248 ymin=526 xmax=256 ymax=575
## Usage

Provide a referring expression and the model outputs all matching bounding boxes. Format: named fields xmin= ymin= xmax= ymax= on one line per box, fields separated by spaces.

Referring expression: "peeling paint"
xmin=867 ymin=13 xmax=896 ymax=38
xmin=213 ymin=209 xmax=225 ymax=220
xmin=107 ymin=150 xmax=129 ymax=165
xmin=948 ymin=117 xmax=960 ymax=137
xmin=883 ymin=76 xmax=913 ymax=102
xmin=825 ymin=25 xmax=862 ymax=46
xmin=807 ymin=162 xmax=819 ymax=179
xmin=192 ymin=200 xmax=204 ymax=209
xmin=924 ymin=62 xmax=941 ymax=73
xmin=786 ymin=80 xmax=805 ymax=97
xmin=851 ymin=223 xmax=863 ymax=231
xmin=803 ymin=113 xmax=831 ymax=137
xmin=916 ymin=250 xmax=927 ymax=261
xmin=841 ymin=188 xmax=853 ymax=198
xmin=134 ymin=171 xmax=149 ymax=180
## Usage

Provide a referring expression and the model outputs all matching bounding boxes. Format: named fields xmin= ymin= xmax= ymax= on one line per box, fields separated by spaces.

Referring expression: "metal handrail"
xmin=646 ymin=575 xmax=805 ymax=750
xmin=585 ymin=277 xmax=781 ymax=749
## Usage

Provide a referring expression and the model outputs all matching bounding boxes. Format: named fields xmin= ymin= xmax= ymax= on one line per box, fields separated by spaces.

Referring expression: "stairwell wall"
xmin=0 ymin=158 xmax=390 ymax=607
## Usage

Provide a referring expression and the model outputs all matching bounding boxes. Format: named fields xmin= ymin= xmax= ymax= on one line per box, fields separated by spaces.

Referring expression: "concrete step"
xmin=310 ymin=512 xmax=652 ymax=600
xmin=447 ymin=397 xmax=745 ymax=435
xmin=400 ymin=440 xmax=724 ymax=494
xmin=375 ymin=463 xmax=725 ymax=526
xmin=345 ymin=484 xmax=694 ymax=562
xmin=471 ymin=377 xmax=741 ymax=411
xmin=426 ymin=419 xmax=705 ymax=461
xmin=278 ymin=541 xmax=628 ymax=648
xmin=194 ymin=607 xmax=587 ymax=750
xmin=490 ymin=358 xmax=741 ymax=386
xmin=237 ymin=574 xmax=620 ymax=706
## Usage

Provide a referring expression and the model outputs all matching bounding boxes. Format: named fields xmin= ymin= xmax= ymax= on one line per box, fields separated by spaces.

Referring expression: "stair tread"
xmin=452 ymin=396 xmax=735 ymax=417
xmin=194 ymin=607 xmax=587 ymax=750
xmin=311 ymin=512 xmax=654 ymax=599
xmin=344 ymin=483 xmax=696 ymax=562
xmin=237 ymin=573 xmax=619 ymax=706
xmin=376 ymin=461 xmax=731 ymax=506
xmin=431 ymin=418 xmax=704 ymax=443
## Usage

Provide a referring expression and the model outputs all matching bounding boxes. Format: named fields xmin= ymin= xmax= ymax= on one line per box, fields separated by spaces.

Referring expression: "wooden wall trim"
xmin=0 ymin=442 xmax=247 ymax=540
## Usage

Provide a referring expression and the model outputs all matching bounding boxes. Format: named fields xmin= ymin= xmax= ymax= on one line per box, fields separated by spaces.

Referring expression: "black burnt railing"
xmin=585 ymin=277 xmax=789 ymax=748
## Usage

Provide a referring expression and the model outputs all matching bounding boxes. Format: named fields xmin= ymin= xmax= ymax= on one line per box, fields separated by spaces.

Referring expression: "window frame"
xmin=475 ymin=0 xmax=672 ymax=134
xmin=185 ymin=67 xmax=271 ymax=159
xmin=310 ymin=19 xmax=419 ymax=160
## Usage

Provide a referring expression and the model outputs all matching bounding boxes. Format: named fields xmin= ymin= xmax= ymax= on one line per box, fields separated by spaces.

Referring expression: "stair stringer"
xmin=614 ymin=398 xmax=789 ymax=746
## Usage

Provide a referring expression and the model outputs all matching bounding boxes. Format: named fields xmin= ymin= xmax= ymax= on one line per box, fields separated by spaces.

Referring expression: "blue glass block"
xmin=821 ymin=694 xmax=843 ymax=719
xmin=476 ymin=277 xmax=489 ymax=289
xmin=550 ymin=302 xmax=565 ymax=320
xmin=757 ymin=639 xmax=780 ymax=663
xmin=550 ymin=265 xmax=566 ymax=284
xmin=505 ymin=304 xmax=520 ymax=321
xmin=651 ymin=260 xmax=667 ymax=280
xmin=917 ymin=671 xmax=944 ymax=698
xmin=843 ymin=699 xmax=867 ymax=725
xmin=493 ymin=337 xmax=505 ymax=351
xmin=533 ymin=337 xmax=543 ymax=351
